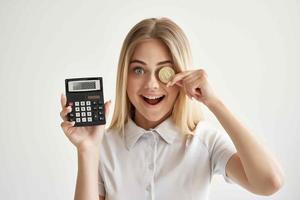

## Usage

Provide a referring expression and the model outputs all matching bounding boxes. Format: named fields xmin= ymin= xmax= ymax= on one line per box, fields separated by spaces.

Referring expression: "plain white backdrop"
xmin=0 ymin=0 xmax=299 ymax=199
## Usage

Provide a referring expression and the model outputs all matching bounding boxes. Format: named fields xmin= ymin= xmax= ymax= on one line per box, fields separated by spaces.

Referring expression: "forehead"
xmin=130 ymin=39 xmax=172 ymax=63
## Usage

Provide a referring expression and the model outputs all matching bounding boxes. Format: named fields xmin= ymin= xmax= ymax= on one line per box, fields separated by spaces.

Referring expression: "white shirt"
xmin=98 ymin=117 xmax=237 ymax=200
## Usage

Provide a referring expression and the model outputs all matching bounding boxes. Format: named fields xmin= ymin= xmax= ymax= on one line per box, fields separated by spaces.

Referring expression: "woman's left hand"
xmin=167 ymin=69 xmax=219 ymax=106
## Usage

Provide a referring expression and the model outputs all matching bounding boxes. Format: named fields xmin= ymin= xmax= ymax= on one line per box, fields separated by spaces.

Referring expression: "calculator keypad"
xmin=68 ymin=100 xmax=105 ymax=126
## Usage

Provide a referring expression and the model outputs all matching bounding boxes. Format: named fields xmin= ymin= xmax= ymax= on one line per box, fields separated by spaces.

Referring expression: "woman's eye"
xmin=133 ymin=67 xmax=145 ymax=75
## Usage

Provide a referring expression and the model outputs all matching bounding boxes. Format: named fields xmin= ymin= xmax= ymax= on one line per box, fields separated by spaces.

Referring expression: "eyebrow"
xmin=129 ymin=59 xmax=172 ymax=65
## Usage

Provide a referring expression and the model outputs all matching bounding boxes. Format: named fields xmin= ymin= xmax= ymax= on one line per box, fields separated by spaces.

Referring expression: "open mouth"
xmin=141 ymin=95 xmax=165 ymax=106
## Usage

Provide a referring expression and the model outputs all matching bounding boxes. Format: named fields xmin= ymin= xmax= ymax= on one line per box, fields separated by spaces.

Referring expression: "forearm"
xmin=74 ymin=148 xmax=100 ymax=200
xmin=206 ymin=99 xmax=283 ymax=190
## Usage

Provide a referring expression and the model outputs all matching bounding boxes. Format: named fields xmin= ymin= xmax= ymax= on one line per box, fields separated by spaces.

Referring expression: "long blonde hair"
xmin=108 ymin=17 xmax=203 ymax=135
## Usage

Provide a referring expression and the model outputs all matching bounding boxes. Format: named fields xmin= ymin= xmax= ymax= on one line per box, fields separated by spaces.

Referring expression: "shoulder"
xmin=100 ymin=127 xmax=124 ymax=150
xmin=193 ymin=120 xmax=219 ymax=141
xmin=104 ymin=127 xmax=120 ymax=137
xmin=192 ymin=120 xmax=230 ymax=150
xmin=103 ymin=127 xmax=123 ymax=142
xmin=98 ymin=127 xmax=126 ymax=164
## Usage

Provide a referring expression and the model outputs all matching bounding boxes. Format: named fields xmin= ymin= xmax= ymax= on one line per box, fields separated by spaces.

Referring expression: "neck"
xmin=134 ymin=110 xmax=172 ymax=130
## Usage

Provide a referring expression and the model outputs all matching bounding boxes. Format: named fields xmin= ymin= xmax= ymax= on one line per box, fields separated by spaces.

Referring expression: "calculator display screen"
xmin=68 ymin=80 xmax=101 ymax=92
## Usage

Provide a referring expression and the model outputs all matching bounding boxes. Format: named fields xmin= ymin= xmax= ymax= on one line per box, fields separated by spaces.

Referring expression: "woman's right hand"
xmin=59 ymin=93 xmax=111 ymax=152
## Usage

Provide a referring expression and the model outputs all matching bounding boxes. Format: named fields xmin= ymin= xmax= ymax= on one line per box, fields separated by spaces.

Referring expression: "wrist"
xmin=77 ymin=148 xmax=100 ymax=169
xmin=205 ymin=97 xmax=224 ymax=111
xmin=77 ymin=145 xmax=99 ymax=156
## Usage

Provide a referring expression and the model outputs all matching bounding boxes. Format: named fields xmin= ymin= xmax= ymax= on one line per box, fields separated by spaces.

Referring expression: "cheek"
xmin=126 ymin=82 xmax=134 ymax=98
xmin=127 ymin=76 xmax=140 ymax=98
xmin=166 ymin=86 xmax=179 ymax=100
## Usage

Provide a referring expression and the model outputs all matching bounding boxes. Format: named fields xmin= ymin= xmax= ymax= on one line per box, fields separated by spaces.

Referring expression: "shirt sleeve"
xmin=198 ymin=122 xmax=237 ymax=183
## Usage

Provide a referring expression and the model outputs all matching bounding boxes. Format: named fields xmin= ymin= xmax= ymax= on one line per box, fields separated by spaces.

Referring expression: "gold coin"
xmin=158 ymin=66 xmax=175 ymax=84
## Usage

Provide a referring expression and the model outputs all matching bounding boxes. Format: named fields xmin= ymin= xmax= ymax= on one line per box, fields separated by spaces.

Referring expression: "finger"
xmin=182 ymin=68 xmax=208 ymax=83
xmin=60 ymin=106 xmax=72 ymax=121
xmin=60 ymin=93 xmax=67 ymax=109
xmin=168 ymin=71 xmax=191 ymax=86
xmin=104 ymin=100 xmax=112 ymax=118
xmin=198 ymin=69 xmax=208 ymax=78
xmin=60 ymin=121 xmax=75 ymax=133
xmin=178 ymin=76 xmax=195 ymax=94
xmin=184 ymin=89 xmax=193 ymax=100
xmin=167 ymin=80 xmax=183 ymax=87
xmin=175 ymin=81 xmax=183 ymax=87
xmin=168 ymin=79 xmax=184 ymax=87
xmin=181 ymin=83 xmax=192 ymax=99
xmin=182 ymin=72 xmax=200 ymax=83
xmin=194 ymin=88 xmax=202 ymax=97
xmin=184 ymin=75 xmax=205 ymax=93
xmin=193 ymin=92 xmax=203 ymax=101
xmin=183 ymin=70 xmax=206 ymax=86
xmin=174 ymin=81 xmax=192 ymax=100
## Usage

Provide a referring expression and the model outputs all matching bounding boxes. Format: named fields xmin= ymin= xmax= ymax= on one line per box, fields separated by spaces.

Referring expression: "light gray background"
xmin=0 ymin=0 xmax=299 ymax=199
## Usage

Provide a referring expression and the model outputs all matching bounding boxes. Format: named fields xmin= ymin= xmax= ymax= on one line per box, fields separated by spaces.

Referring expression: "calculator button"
xmin=86 ymin=106 xmax=91 ymax=111
xmin=76 ymin=113 xmax=80 ymax=117
xmin=92 ymin=106 xmax=97 ymax=111
xmin=68 ymin=102 xmax=74 ymax=106
xmin=76 ymin=118 xmax=81 ymax=122
xmin=75 ymin=107 xmax=80 ymax=112
xmin=80 ymin=101 xmax=85 ymax=106
xmin=70 ymin=113 xmax=75 ymax=117
xmin=92 ymin=101 xmax=97 ymax=105
xmin=75 ymin=102 xmax=80 ymax=106
xmin=86 ymin=101 xmax=91 ymax=106
xmin=81 ymin=112 xmax=86 ymax=117
xmin=81 ymin=107 xmax=86 ymax=111
xmin=98 ymin=105 xmax=103 ymax=110
xmin=82 ymin=118 xmax=87 ymax=122
xmin=88 ymin=117 xmax=92 ymax=122
xmin=87 ymin=112 xmax=92 ymax=116
xmin=98 ymin=111 xmax=103 ymax=115
xmin=99 ymin=116 xmax=104 ymax=121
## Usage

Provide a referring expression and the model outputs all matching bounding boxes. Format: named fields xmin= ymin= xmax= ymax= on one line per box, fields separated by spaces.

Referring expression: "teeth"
xmin=143 ymin=95 xmax=164 ymax=99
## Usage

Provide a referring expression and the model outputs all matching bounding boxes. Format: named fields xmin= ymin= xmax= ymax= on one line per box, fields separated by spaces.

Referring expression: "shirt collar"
xmin=124 ymin=117 xmax=180 ymax=150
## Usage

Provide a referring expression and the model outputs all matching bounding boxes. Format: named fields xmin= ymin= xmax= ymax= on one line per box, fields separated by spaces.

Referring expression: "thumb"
xmin=104 ymin=100 xmax=112 ymax=119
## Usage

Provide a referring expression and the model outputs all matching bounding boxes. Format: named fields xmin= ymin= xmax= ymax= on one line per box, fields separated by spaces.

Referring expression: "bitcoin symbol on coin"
xmin=158 ymin=66 xmax=175 ymax=84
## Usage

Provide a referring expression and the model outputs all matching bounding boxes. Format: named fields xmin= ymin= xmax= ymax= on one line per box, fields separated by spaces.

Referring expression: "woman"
xmin=60 ymin=17 xmax=284 ymax=200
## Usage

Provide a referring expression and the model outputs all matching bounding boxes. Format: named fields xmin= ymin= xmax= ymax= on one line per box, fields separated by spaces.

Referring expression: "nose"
xmin=144 ymin=72 xmax=160 ymax=90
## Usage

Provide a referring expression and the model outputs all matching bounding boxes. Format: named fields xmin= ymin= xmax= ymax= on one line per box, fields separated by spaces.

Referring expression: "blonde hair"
xmin=108 ymin=17 xmax=203 ymax=135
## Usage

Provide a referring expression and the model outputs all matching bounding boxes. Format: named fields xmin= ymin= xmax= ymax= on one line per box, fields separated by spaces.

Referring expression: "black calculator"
xmin=65 ymin=77 xmax=106 ymax=127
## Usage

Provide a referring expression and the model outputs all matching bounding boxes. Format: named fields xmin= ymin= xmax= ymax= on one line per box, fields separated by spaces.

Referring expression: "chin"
xmin=143 ymin=114 xmax=164 ymax=122
xmin=139 ymin=108 xmax=171 ymax=122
